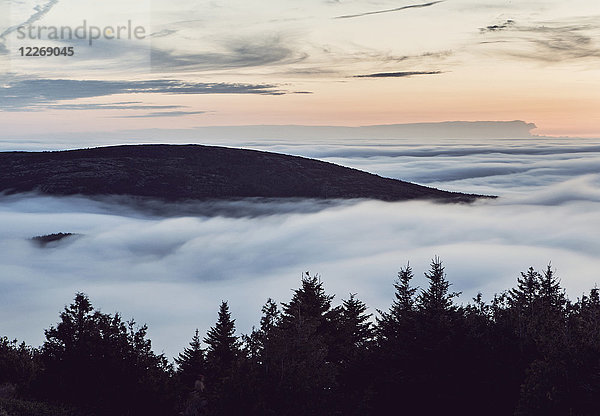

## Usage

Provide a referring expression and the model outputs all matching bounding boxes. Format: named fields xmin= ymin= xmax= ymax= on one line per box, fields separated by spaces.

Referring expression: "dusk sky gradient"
xmin=0 ymin=0 xmax=599 ymax=138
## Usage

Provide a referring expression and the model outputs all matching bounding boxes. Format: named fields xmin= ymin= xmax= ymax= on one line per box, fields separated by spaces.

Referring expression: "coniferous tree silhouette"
xmin=280 ymin=273 xmax=335 ymax=329
xmin=339 ymin=294 xmax=373 ymax=353
xmin=509 ymin=266 xmax=542 ymax=309
xmin=259 ymin=298 xmax=281 ymax=342
xmin=268 ymin=273 xmax=338 ymax=416
xmin=565 ymin=287 xmax=600 ymax=414
xmin=417 ymin=257 xmax=460 ymax=315
xmin=177 ymin=330 xmax=208 ymax=416
xmin=393 ymin=263 xmax=418 ymax=315
xmin=0 ymin=337 xmax=37 ymax=392
xmin=9 ymin=261 xmax=600 ymax=416
xmin=238 ymin=298 xmax=282 ymax=416
xmin=335 ymin=294 xmax=373 ymax=416
xmin=176 ymin=329 xmax=206 ymax=391
xmin=372 ymin=264 xmax=420 ymax=413
xmin=539 ymin=264 xmax=567 ymax=309
xmin=244 ymin=298 xmax=281 ymax=364
xmin=414 ymin=258 xmax=462 ymax=412
xmin=377 ymin=263 xmax=417 ymax=342
xmin=512 ymin=266 xmax=571 ymax=415
xmin=203 ymin=301 xmax=241 ymax=415
xmin=204 ymin=302 xmax=239 ymax=379
xmin=39 ymin=293 xmax=173 ymax=416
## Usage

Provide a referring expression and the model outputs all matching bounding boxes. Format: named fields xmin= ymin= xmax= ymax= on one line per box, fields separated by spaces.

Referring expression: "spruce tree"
xmin=372 ymin=264 xmax=423 ymax=415
xmin=245 ymin=298 xmax=281 ymax=363
xmin=335 ymin=294 xmax=373 ymax=416
xmin=40 ymin=293 xmax=173 ymax=416
xmin=417 ymin=257 xmax=460 ymax=315
xmin=204 ymin=301 xmax=240 ymax=380
xmin=377 ymin=263 xmax=417 ymax=341
xmin=509 ymin=267 xmax=542 ymax=309
xmin=393 ymin=263 xmax=418 ymax=316
xmin=271 ymin=273 xmax=338 ymax=415
xmin=259 ymin=298 xmax=281 ymax=337
xmin=176 ymin=329 xmax=206 ymax=390
xmin=340 ymin=294 xmax=373 ymax=351
xmin=0 ymin=337 xmax=37 ymax=388
xmin=281 ymin=272 xmax=334 ymax=330
xmin=539 ymin=264 xmax=567 ymax=309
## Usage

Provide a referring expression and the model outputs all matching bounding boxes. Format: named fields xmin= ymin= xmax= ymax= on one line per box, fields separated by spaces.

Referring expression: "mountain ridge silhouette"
xmin=0 ymin=144 xmax=491 ymax=202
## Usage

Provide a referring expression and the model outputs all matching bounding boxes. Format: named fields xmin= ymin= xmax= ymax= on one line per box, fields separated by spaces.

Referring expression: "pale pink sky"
xmin=1 ymin=0 xmax=599 ymax=139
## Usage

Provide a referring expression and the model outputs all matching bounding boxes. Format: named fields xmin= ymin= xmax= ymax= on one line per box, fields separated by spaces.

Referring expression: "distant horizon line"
xmin=2 ymin=121 xmax=599 ymax=146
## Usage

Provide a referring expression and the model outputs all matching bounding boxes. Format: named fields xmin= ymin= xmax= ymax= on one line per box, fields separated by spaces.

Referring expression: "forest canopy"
xmin=1 ymin=259 xmax=599 ymax=416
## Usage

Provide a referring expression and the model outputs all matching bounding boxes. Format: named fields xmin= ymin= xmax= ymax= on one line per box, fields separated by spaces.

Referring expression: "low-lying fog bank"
xmin=1 ymin=183 xmax=599 ymax=357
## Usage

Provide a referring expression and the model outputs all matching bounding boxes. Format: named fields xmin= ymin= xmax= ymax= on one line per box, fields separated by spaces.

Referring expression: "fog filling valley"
xmin=2 ymin=136 xmax=600 ymax=358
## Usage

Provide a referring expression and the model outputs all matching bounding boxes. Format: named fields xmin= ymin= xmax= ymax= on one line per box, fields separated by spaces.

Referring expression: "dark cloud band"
xmin=115 ymin=110 xmax=207 ymax=118
xmin=0 ymin=77 xmax=285 ymax=111
xmin=354 ymin=71 xmax=442 ymax=78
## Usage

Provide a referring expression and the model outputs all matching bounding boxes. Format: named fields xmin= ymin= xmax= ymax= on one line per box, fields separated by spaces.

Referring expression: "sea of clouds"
xmin=1 ymin=136 xmax=600 ymax=358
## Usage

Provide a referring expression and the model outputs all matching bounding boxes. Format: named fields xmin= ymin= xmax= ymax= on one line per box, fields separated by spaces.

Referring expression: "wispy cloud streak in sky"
xmin=0 ymin=0 xmax=59 ymax=40
xmin=334 ymin=1 xmax=444 ymax=19
xmin=478 ymin=17 xmax=600 ymax=62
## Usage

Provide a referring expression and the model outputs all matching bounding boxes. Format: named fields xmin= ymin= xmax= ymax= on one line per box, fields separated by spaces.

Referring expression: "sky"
xmin=0 ymin=0 xmax=599 ymax=138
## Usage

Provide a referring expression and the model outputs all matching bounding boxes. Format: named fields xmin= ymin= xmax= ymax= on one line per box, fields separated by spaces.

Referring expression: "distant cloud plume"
xmin=349 ymin=50 xmax=453 ymax=65
xmin=151 ymin=36 xmax=307 ymax=72
xmin=0 ymin=0 xmax=60 ymax=39
xmin=479 ymin=17 xmax=600 ymax=63
xmin=354 ymin=71 xmax=442 ymax=78
xmin=149 ymin=29 xmax=178 ymax=38
xmin=479 ymin=19 xmax=516 ymax=33
xmin=0 ymin=0 xmax=60 ymax=54
xmin=334 ymin=1 xmax=445 ymax=19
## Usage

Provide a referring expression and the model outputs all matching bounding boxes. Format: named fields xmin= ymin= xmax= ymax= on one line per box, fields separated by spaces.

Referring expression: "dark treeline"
xmin=2 ymin=259 xmax=600 ymax=415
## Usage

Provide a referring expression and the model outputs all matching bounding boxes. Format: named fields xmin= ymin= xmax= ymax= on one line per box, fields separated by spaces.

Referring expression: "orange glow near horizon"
xmin=1 ymin=0 xmax=599 ymax=140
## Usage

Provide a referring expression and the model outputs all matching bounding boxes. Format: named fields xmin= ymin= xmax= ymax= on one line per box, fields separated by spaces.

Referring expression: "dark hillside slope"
xmin=0 ymin=144 xmax=488 ymax=202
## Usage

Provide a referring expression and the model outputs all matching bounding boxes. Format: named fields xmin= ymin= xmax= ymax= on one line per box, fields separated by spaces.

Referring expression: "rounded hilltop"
xmin=0 ymin=144 xmax=491 ymax=202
